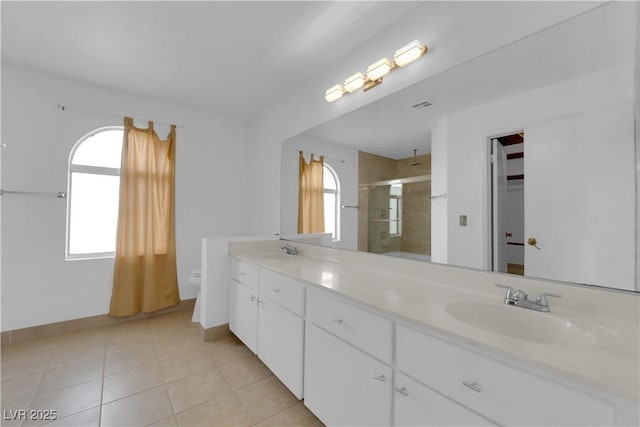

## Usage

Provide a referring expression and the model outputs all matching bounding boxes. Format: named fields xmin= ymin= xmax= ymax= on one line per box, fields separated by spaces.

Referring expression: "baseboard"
xmin=1 ymin=298 xmax=196 ymax=346
xmin=201 ymin=323 xmax=230 ymax=341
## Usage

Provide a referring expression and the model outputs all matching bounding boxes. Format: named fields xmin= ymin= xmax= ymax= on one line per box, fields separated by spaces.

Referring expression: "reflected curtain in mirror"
xmin=298 ymin=151 xmax=325 ymax=233
xmin=110 ymin=117 xmax=180 ymax=317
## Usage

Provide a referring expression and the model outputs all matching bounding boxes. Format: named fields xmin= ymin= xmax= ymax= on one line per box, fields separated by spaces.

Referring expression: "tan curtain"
xmin=110 ymin=117 xmax=180 ymax=317
xmin=298 ymin=151 xmax=325 ymax=233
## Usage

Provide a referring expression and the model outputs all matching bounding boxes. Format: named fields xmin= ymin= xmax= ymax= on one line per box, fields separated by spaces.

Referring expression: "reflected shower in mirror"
xmin=280 ymin=2 xmax=639 ymax=292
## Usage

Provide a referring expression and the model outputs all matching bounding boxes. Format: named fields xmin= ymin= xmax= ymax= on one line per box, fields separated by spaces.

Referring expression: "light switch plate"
xmin=459 ymin=215 xmax=467 ymax=226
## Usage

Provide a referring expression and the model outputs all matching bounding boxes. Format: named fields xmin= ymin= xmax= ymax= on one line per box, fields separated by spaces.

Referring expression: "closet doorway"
xmin=490 ymin=132 xmax=525 ymax=275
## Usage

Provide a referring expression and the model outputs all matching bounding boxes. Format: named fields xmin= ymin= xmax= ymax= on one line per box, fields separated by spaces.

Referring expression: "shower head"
xmin=409 ymin=149 xmax=421 ymax=166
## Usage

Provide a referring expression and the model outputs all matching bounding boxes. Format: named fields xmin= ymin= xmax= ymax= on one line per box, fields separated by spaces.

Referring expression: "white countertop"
xmin=229 ymin=242 xmax=640 ymax=402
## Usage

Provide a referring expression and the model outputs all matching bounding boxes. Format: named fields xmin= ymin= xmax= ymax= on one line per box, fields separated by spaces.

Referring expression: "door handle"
xmin=373 ymin=374 xmax=386 ymax=382
xmin=527 ymin=237 xmax=540 ymax=249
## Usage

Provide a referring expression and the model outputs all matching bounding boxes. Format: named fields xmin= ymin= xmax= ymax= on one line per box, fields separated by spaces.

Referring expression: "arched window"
xmin=66 ymin=127 xmax=123 ymax=259
xmin=323 ymin=163 xmax=340 ymax=241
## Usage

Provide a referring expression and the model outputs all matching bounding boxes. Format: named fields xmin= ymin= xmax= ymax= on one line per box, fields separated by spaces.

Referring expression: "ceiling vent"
xmin=411 ymin=100 xmax=432 ymax=110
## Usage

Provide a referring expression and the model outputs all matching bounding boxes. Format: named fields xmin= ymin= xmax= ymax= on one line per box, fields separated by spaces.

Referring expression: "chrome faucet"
xmin=281 ymin=243 xmax=299 ymax=255
xmin=495 ymin=283 xmax=560 ymax=312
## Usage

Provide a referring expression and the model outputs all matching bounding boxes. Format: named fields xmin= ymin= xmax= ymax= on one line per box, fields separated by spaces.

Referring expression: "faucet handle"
xmin=495 ymin=283 xmax=516 ymax=301
xmin=535 ymin=292 xmax=561 ymax=307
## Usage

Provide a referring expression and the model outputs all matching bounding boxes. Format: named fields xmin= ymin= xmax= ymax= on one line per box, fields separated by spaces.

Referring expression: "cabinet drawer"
xmin=394 ymin=372 xmax=495 ymax=426
xmin=259 ymin=269 xmax=305 ymax=316
xmin=396 ymin=324 xmax=615 ymax=426
xmin=231 ymin=259 xmax=259 ymax=291
xmin=306 ymin=288 xmax=393 ymax=363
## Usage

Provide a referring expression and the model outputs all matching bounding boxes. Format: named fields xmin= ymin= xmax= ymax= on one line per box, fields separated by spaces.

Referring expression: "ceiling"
xmin=1 ymin=1 xmax=421 ymax=119
xmin=303 ymin=2 xmax=635 ymax=159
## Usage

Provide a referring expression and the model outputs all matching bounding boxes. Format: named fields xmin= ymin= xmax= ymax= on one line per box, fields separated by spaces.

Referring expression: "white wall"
xmin=435 ymin=65 xmax=635 ymax=288
xmin=1 ymin=65 xmax=252 ymax=331
xmin=280 ymin=135 xmax=358 ymax=250
xmin=247 ymin=1 xmax=601 ymax=237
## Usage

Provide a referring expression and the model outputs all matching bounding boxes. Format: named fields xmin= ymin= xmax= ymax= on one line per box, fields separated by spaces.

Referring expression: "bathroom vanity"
xmin=227 ymin=240 xmax=639 ymax=427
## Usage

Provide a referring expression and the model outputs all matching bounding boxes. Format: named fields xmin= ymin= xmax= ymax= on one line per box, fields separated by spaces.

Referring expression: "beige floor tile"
xmin=48 ymin=346 xmax=105 ymax=369
xmin=29 ymin=378 xmax=102 ymax=421
xmin=235 ymin=376 xmax=299 ymax=424
xmin=1 ymin=396 xmax=32 ymax=426
xmin=38 ymin=358 xmax=103 ymax=394
xmin=257 ymin=401 xmax=324 ymax=426
xmin=1 ymin=371 xmax=43 ymax=404
xmin=159 ymin=349 xmax=216 ymax=383
xmin=166 ymin=369 xmax=231 ymax=414
xmin=1 ymin=351 xmax=52 ymax=380
xmin=204 ymin=335 xmax=252 ymax=366
xmin=104 ymin=343 xmax=157 ymax=375
xmin=218 ymin=353 xmax=272 ymax=390
xmin=101 ymin=385 xmax=173 ymax=427
xmin=102 ymin=361 xmax=164 ymax=403
xmin=40 ymin=406 xmax=101 ymax=426
xmin=153 ymin=334 xmax=204 ymax=361
xmin=176 ymin=393 xmax=253 ymax=427
xmin=147 ymin=415 xmax=178 ymax=426
xmin=105 ymin=331 xmax=154 ymax=354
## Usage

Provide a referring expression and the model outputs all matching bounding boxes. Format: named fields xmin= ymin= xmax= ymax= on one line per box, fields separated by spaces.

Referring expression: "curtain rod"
xmin=56 ymin=104 xmax=185 ymax=129
xmin=297 ymin=149 xmax=345 ymax=164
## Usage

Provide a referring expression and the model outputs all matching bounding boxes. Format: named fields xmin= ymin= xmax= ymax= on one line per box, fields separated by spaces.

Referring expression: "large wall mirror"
xmin=281 ymin=2 xmax=639 ymax=292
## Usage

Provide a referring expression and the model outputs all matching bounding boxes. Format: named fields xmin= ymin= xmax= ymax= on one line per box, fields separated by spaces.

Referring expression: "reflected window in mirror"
xmin=389 ymin=184 xmax=402 ymax=236
xmin=323 ymin=163 xmax=340 ymax=241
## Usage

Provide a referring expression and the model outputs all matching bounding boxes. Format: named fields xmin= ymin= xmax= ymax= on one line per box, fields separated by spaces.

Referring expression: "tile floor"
xmin=1 ymin=310 xmax=323 ymax=426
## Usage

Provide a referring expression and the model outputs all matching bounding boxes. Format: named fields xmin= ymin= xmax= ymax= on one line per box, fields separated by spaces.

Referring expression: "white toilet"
xmin=189 ymin=268 xmax=202 ymax=323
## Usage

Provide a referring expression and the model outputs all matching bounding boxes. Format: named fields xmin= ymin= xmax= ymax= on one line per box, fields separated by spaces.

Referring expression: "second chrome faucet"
xmin=496 ymin=283 xmax=561 ymax=313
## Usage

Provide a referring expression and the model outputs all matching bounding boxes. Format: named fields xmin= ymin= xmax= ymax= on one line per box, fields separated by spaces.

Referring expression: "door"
xmin=304 ymin=323 xmax=392 ymax=426
xmin=491 ymin=139 xmax=508 ymax=273
xmin=524 ymin=105 xmax=634 ymax=287
xmin=257 ymin=296 xmax=304 ymax=399
xmin=229 ymin=280 xmax=258 ymax=353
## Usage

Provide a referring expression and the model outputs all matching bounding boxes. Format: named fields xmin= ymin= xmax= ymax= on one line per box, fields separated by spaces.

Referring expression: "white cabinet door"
xmin=304 ymin=323 xmax=392 ymax=427
xmin=257 ymin=296 xmax=304 ymax=399
xmin=394 ymin=372 xmax=495 ymax=427
xmin=229 ymin=280 xmax=258 ymax=353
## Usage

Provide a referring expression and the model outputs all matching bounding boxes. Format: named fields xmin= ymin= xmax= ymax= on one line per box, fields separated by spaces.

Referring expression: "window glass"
xmin=322 ymin=163 xmax=340 ymax=241
xmin=72 ymin=129 xmax=123 ymax=168
xmin=67 ymin=127 xmax=123 ymax=259
xmin=69 ymin=173 xmax=120 ymax=255
xmin=323 ymin=166 xmax=337 ymax=190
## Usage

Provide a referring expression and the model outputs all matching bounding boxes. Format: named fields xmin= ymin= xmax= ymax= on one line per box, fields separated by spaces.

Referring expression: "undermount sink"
xmin=445 ymin=302 xmax=607 ymax=346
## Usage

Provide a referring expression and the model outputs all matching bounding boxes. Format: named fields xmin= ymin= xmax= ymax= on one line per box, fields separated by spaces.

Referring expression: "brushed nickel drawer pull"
xmin=393 ymin=386 xmax=408 ymax=396
xmin=462 ymin=381 xmax=482 ymax=393
xmin=373 ymin=374 xmax=386 ymax=382
xmin=332 ymin=318 xmax=344 ymax=325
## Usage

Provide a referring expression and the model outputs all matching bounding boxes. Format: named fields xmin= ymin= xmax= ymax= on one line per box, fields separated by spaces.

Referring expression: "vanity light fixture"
xmin=344 ymin=72 xmax=365 ymax=93
xmin=325 ymin=84 xmax=345 ymax=102
xmin=366 ymin=58 xmax=394 ymax=81
xmin=394 ymin=40 xmax=428 ymax=67
xmin=325 ymin=40 xmax=427 ymax=102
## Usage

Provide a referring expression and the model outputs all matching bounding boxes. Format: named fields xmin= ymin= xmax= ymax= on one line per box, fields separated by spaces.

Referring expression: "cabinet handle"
xmin=393 ymin=386 xmax=408 ymax=396
xmin=257 ymin=298 xmax=263 ymax=306
xmin=240 ymin=272 xmax=246 ymax=276
xmin=250 ymin=295 xmax=256 ymax=302
xmin=332 ymin=318 xmax=344 ymax=325
xmin=273 ymin=289 xmax=281 ymax=294
xmin=462 ymin=381 xmax=482 ymax=393
xmin=373 ymin=374 xmax=386 ymax=382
